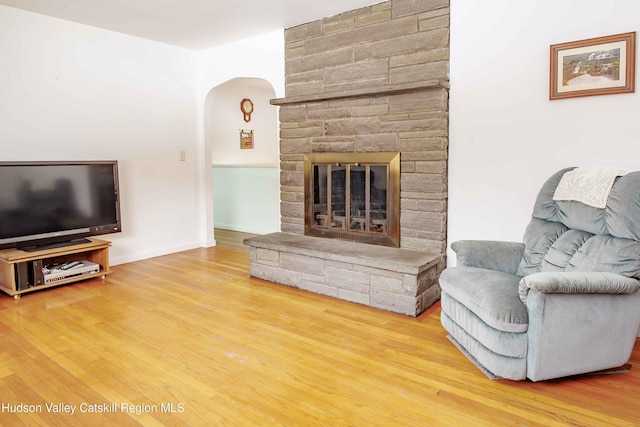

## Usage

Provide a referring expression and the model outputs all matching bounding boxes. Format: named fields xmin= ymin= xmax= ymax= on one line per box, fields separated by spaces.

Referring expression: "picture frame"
xmin=240 ymin=130 xmax=254 ymax=149
xmin=549 ymin=32 xmax=636 ymax=100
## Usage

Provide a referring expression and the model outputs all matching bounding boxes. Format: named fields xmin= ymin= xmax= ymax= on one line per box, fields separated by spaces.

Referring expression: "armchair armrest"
xmin=519 ymin=271 xmax=640 ymax=302
xmin=451 ymin=240 xmax=525 ymax=274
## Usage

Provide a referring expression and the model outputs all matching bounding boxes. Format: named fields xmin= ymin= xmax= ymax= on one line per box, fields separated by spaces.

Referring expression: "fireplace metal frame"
xmin=304 ymin=152 xmax=400 ymax=247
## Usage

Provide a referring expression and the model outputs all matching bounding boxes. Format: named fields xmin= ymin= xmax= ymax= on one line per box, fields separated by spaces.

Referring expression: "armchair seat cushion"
xmin=440 ymin=267 xmax=528 ymax=333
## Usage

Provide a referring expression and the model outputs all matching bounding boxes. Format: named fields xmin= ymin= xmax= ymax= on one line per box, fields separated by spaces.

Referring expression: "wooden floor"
xmin=0 ymin=241 xmax=639 ymax=426
xmin=214 ymin=228 xmax=257 ymax=252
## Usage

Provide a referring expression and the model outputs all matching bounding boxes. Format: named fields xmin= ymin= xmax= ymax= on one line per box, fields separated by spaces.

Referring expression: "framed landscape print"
xmin=550 ymin=32 xmax=636 ymax=100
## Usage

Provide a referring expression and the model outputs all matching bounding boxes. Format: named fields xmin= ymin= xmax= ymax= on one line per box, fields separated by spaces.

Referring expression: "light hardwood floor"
xmin=214 ymin=228 xmax=257 ymax=252
xmin=0 ymin=241 xmax=639 ymax=426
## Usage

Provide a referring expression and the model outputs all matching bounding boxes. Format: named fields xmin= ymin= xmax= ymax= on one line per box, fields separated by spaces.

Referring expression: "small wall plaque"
xmin=240 ymin=130 xmax=254 ymax=149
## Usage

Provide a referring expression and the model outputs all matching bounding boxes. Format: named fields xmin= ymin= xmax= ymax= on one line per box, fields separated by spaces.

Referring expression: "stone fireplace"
xmin=245 ymin=0 xmax=450 ymax=316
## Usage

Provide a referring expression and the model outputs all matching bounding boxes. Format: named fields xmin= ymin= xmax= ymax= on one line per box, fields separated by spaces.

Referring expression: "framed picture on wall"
xmin=240 ymin=130 xmax=254 ymax=149
xmin=550 ymin=32 xmax=636 ymax=100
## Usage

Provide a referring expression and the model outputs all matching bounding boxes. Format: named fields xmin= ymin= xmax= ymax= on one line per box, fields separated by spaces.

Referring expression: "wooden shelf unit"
xmin=0 ymin=238 xmax=111 ymax=299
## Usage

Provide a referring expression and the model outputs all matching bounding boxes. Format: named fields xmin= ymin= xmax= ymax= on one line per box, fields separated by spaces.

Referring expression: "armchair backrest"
xmin=516 ymin=167 xmax=640 ymax=278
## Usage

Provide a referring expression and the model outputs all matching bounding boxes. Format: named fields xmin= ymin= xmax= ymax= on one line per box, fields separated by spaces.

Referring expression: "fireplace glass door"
xmin=313 ymin=164 xmax=388 ymax=234
xmin=304 ymin=152 xmax=399 ymax=247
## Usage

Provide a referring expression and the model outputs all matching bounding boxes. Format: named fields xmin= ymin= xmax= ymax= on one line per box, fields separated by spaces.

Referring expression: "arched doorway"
xmin=204 ymin=78 xmax=280 ymax=248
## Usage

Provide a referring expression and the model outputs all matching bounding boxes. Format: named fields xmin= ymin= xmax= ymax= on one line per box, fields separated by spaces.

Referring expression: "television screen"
xmin=0 ymin=161 xmax=121 ymax=251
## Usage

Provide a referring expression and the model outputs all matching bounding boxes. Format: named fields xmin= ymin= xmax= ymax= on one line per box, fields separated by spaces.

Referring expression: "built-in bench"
xmin=244 ymin=232 xmax=444 ymax=316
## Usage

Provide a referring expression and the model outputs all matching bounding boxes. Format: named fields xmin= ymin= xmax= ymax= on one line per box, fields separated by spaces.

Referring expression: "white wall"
xmin=196 ymin=30 xmax=285 ymax=100
xmin=448 ymin=0 xmax=640 ymax=264
xmin=0 ymin=5 xmax=201 ymax=264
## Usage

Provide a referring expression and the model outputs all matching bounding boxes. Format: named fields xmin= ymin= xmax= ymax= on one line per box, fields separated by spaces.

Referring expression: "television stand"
xmin=0 ymin=238 xmax=112 ymax=299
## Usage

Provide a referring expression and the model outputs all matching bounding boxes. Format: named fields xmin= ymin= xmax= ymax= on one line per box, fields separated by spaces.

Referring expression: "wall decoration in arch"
xmin=240 ymin=130 xmax=254 ymax=149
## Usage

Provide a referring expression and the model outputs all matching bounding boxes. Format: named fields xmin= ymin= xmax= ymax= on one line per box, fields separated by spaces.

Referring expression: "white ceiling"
xmin=0 ymin=0 xmax=381 ymax=50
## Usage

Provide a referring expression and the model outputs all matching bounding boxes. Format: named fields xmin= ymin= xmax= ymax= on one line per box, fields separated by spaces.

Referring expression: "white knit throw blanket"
xmin=553 ymin=167 xmax=629 ymax=209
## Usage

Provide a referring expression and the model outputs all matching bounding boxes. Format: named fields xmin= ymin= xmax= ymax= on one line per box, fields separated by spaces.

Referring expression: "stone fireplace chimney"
xmin=245 ymin=0 xmax=449 ymax=316
xmin=274 ymin=0 xmax=449 ymax=253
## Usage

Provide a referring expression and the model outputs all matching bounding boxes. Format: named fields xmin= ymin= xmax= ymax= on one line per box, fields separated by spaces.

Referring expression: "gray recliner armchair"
xmin=440 ymin=167 xmax=640 ymax=381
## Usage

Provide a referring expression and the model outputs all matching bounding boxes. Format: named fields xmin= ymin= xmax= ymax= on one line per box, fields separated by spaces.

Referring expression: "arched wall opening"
xmin=204 ymin=77 xmax=280 ymax=240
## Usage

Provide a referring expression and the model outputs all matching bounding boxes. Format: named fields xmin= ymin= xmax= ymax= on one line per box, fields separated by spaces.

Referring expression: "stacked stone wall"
xmin=275 ymin=0 xmax=450 ymax=253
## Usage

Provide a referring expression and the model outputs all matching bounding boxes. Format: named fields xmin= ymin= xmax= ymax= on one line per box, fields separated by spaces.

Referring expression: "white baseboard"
xmin=109 ymin=241 xmax=201 ymax=266
xmin=214 ymin=223 xmax=276 ymax=235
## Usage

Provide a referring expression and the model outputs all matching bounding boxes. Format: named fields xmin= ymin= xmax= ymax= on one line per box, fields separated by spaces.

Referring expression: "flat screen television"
xmin=0 ymin=161 xmax=121 ymax=251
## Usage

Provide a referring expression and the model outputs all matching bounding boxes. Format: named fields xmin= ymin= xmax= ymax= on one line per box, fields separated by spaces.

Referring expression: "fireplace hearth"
xmin=304 ymin=152 xmax=400 ymax=247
